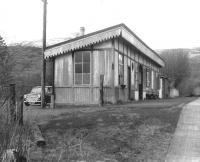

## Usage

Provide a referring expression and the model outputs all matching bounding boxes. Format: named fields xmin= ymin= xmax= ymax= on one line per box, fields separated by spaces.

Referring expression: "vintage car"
xmin=24 ymin=86 xmax=52 ymax=106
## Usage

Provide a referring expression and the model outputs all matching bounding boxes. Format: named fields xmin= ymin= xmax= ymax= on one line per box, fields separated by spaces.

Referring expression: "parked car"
xmin=24 ymin=86 xmax=52 ymax=106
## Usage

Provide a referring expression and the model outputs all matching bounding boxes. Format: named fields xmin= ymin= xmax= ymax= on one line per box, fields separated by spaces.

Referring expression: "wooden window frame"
xmin=146 ymin=69 xmax=151 ymax=87
xmin=74 ymin=51 xmax=91 ymax=85
xmin=134 ymin=63 xmax=138 ymax=90
xmin=118 ymin=53 xmax=124 ymax=85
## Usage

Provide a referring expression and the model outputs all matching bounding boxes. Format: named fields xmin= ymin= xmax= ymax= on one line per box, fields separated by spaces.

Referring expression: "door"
xmin=128 ymin=66 xmax=131 ymax=100
xmin=138 ymin=64 xmax=143 ymax=100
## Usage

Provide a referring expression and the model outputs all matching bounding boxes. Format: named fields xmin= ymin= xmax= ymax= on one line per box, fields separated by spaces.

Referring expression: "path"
xmin=166 ymin=98 xmax=200 ymax=162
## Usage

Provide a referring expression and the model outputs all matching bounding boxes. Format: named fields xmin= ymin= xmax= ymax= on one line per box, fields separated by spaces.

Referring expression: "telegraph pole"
xmin=41 ymin=0 xmax=47 ymax=108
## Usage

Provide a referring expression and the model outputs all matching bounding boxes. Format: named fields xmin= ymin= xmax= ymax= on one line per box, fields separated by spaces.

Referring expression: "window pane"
xmin=119 ymin=54 xmax=123 ymax=64
xmin=83 ymin=73 xmax=90 ymax=84
xmin=75 ymin=63 xmax=82 ymax=73
xmin=75 ymin=73 xmax=82 ymax=84
xmin=83 ymin=63 xmax=90 ymax=73
xmin=83 ymin=52 xmax=90 ymax=62
xmin=75 ymin=52 xmax=82 ymax=63
xmin=119 ymin=65 xmax=124 ymax=85
xmin=119 ymin=65 xmax=123 ymax=75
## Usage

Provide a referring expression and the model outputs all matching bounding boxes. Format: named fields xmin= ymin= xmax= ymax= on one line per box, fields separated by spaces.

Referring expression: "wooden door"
xmin=138 ymin=64 xmax=143 ymax=100
xmin=128 ymin=66 xmax=131 ymax=100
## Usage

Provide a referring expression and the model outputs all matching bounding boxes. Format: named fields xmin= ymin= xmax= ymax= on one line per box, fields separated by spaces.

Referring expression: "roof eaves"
xmin=46 ymin=23 xmax=124 ymax=50
xmin=45 ymin=26 xmax=122 ymax=59
xmin=45 ymin=23 xmax=165 ymax=67
xmin=122 ymin=24 xmax=165 ymax=67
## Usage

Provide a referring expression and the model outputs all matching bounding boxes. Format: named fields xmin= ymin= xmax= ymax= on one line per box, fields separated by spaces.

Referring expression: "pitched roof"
xmin=45 ymin=23 xmax=165 ymax=67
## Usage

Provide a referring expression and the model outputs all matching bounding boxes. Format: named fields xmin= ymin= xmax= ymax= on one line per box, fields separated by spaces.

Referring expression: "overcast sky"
xmin=0 ymin=0 xmax=200 ymax=49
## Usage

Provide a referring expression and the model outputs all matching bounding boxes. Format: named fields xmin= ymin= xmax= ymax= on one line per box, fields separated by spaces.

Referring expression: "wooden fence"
xmin=0 ymin=84 xmax=23 ymax=125
xmin=0 ymin=84 xmax=27 ymax=161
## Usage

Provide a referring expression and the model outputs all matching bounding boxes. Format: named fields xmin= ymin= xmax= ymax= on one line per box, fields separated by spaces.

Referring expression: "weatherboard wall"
xmin=53 ymin=40 xmax=114 ymax=104
xmin=53 ymin=38 xmax=163 ymax=105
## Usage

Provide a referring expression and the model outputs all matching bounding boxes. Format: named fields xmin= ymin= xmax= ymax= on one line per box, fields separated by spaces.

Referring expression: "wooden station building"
xmin=45 ymin=24 xmax=165 ymax=105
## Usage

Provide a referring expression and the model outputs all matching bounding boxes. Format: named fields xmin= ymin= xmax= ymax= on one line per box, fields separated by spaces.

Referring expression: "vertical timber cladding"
xmin=46 ymin=24 xmax=165 ymax=105
xmin=130 ymin=50 xmax=135 ymax=100
xmin=54 ymin=50 xmax=95 ymax=104
xmin=143 ymin=63 xmax=147 ymax=100
xmin=93 ymin=50 xmax=100 ymax=103
xmin=113 ymin=36 xmax=162 ymax=102
xmin=93 ymin=40 xmax=114 ymax=104
xmin=123 ymin=42 xmax=128 ymax=101
xmin=54 ymin=40 xmax=115 ymax=105
xmin=114 ymin=37 xmax=142 ymax=102
xmin=54 ymin=53 xmax=74 ymax=104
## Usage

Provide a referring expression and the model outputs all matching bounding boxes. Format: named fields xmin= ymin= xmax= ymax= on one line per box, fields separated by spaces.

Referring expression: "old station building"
xmin=45 ymin=24 xmax=165 ymax=105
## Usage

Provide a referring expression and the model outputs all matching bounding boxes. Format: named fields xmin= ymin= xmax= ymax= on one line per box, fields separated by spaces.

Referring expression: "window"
xmin=74 ymin=51 xmax=90 ymax=85
xmin=151 ymin=70 xmax=154 ymax=89
xmin=135 ymin=63 xmax=138 ymax=89
xmin=119 ymin=53 xmax=124 ymax=85
xmin=146 ymin=69 xmax=150 ymax=87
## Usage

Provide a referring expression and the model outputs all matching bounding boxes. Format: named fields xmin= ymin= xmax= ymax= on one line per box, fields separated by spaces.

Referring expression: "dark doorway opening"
xmin=128 ymin=66 xmax=131 ymax=100
xmin=138 ymin=64 xmax=143 ymax=100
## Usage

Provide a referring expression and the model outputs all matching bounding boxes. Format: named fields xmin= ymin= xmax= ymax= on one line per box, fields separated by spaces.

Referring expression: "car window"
xmin=31 ymin=87 xmax=52 ymax=94
xmin=31 ymin=87 xmax=41 ymax=93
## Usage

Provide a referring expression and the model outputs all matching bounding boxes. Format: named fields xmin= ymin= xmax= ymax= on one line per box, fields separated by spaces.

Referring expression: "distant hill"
xmin=8 ymin=45 xmax=52 ymax=95
xmin=157 ymin=47 xmax=200 ymax=57
xmin=9 ymin=37 xmax=71 ymax=47
xmin=157 ymin=47 xmax=200 ymax=72
xmin=7 ymin=43 xmax=200 ymax=96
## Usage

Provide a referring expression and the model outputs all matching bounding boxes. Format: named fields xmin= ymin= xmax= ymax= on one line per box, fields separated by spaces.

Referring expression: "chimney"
xmin=80 ymin=27 xmax=85 ymax=36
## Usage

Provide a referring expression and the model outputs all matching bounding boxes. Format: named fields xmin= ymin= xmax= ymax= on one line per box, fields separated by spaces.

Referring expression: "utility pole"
xmin=41 ymin=0 xmax=47 ymax=108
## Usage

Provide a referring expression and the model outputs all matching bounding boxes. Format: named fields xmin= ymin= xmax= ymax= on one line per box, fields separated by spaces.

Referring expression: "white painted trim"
xmin=121 ymin=27 xmax=165 ymax=67
xmin=45 ymin=25 xmax=165 ymax=67
xmin=135 ymin=91 xmax=139 ymax=101
xmin=45 ymin=28 xmax=121 ymax=58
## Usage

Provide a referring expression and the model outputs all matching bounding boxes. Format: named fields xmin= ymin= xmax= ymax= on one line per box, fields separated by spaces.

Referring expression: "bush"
xmin=0 ymin=101 xmax=32 ymax=161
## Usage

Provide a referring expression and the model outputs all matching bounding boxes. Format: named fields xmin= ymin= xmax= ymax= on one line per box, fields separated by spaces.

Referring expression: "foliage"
xmin=0 ymin=36 xmax=13 ymax=85
xmin=0 ymin=96 xmax=32 ymax=162
xmin=160 ymin=49 xmax=190 ymax=88
xmin=159 ymin=48 xmax=200 ymax=96
xmin=181 ymin=55 xmax=200 ymax=96
xmin=7 ymin=45 xmax=53 ymax=96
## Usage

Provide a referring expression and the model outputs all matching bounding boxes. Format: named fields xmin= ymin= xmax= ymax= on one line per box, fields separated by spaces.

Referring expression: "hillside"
xmin=8 ymin=45 xmax=52 ymax=95
xmin=7 ymin=44 xmax=200 ymax=96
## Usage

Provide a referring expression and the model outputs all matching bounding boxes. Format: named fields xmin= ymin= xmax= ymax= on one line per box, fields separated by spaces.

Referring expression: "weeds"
xmin=0 ymin=92 xmax=33 ymax=162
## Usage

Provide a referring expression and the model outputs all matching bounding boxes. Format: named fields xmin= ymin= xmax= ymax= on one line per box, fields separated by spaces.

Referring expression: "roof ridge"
xmin=45 ymin=23 xmax=165 ymax=67
xmin=46 ymin=23 xmax=124 ymax=49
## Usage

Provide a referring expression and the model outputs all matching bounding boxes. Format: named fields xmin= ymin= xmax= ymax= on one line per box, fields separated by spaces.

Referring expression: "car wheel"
xmin=25 ymin=102 xmax=30 ymax=106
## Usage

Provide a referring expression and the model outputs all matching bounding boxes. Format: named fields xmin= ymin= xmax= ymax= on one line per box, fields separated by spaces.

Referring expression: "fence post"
xmin=19 ymin=96 xmax=23 ymax=126
xmin=99 ymin=75 xmax=104 ymax=106
xmin=9 ymin=84 xmax=16 ymax=123
xmin=50 ymin=94 xmax=55 ymax=109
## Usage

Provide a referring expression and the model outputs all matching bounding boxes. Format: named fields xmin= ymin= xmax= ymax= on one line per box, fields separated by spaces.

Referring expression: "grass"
xmin=0 ymin=116 xmax=32 ymax=162
xmin=28 ymin=97 xmax=196 ymax=162
xmin=0 ymin=94 xmax=33 ymax=162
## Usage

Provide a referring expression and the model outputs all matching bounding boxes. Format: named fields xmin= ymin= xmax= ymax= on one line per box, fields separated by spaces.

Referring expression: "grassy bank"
xmin=29 ymin=97 xmax=196 ymax=162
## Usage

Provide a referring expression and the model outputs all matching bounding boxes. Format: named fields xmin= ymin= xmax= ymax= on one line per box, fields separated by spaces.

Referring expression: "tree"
xmin=160 ymin=49 xmax=190 ymax=89
xmin=0 ymin=36 xmax=12 ymax=85
xmin=7 ymin=44 xmax=52 ymax=96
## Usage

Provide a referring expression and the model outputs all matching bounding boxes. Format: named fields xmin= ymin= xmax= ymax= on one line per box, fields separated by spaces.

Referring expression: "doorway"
xmin=138 ymin=64 xmax=143 ymax=100
xmin=128 ymin=66 xmax=131 ymax=100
